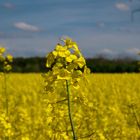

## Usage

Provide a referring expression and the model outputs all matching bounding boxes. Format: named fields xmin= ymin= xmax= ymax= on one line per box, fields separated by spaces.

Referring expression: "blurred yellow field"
xmin=0 ymin=73 xmax=140 ymax=140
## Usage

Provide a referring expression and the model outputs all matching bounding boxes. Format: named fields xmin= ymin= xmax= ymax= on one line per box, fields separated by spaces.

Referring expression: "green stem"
xmin=66 ymin=80 xmax=77 ymax=140
xmin=131 ymin=105 xmax=140 ymax=131
xmin=4 ymin=73 xmax=9 ymax=140
xmin=4 ymin=72 xmax=8 ymax=116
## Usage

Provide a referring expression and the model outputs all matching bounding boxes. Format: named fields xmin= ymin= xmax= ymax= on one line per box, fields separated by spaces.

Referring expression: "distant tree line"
xmin=86 ymin=58 xmax=139 ymax=73
xmin=0 ymin=57 xmax=139 ymax=73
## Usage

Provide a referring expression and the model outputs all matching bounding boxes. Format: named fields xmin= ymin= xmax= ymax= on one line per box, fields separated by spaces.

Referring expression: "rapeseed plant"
xmin=0 ymin=46 xmax=13 ymax=115
xmin=44 ymin=38 xmax=90 ymax=140
xmin=0 ymin=46 xmax=13 ymax=72
xmin=0 ymin=46 xmax=13 ymax=140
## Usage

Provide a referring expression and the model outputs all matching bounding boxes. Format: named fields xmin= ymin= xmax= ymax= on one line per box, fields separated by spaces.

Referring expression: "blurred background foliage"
xmin=0 ymin=57 xmax=139 ymax=73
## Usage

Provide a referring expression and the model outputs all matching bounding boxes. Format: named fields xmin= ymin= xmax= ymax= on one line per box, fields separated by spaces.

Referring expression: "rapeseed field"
xmin=0 ymin=73 xmax=140 ymax=140
xmin=0 ymin=39 xmax=140 ymax=140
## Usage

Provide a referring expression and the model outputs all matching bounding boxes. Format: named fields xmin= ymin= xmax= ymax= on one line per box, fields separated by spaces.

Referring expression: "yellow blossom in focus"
xmin=44 ymin=37 xmax=90 ymax=91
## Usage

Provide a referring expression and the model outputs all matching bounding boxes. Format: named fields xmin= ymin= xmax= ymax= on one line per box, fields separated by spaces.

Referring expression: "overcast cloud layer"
xmin=0 ymin=0 xmax=140 ymax=58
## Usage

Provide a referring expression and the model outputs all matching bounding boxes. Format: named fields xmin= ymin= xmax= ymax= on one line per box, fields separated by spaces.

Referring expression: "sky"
xmin=0 ymin=0 xmax=140 ymax=59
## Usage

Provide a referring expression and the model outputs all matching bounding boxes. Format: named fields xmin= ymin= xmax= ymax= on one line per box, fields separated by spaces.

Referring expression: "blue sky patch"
xmin=0 ymin=0 xmax=140 ymax=58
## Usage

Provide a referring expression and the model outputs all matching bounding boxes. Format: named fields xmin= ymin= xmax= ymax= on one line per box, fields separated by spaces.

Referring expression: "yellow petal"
xmin=6 ymin=54 xmax=13 ymax=62
xmin=0 ymin=47 xmax=6 ymax=54
xmin=74 ymin=57 xmax=85 ymax=68
xmin=52 ymin=51 xmax=57 ymax=57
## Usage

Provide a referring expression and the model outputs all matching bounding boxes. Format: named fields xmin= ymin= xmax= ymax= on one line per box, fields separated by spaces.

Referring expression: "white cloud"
xmin=119 ymin=48 xmax=140 ymax=59
xmin=14 ymin=22 xmax=40 ymax=32
xmin=126 ymin=48 xmax=140 ymax=54
xmin=97 ymin=48 xmax=140 ymax=59
xmin=101 ymin=48 xmax=113 ymax=54
xmin=115 ymin=3 xmax=129 ymax=11
xmin=96 ymin=22 xmax=105 ymax=28
xmin=96 ymin=48 xmax=118 ymax=59
xmin=3 ymin=3 xmax=15 ymax=9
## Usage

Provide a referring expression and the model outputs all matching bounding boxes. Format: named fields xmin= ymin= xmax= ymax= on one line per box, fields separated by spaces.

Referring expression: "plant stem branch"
xmin=4 ymin=72 xmax=8 ymax=116
xmin=131 ymin=105 xmax=140 ymax=131
xmin=66 ymin=80 xmax=77 ymax=140
xmin=3 ymin=72 xmax=9 ymax=140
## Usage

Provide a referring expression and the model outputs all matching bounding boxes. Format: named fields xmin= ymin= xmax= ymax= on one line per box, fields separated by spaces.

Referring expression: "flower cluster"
xmin=0 ymin=46 xmax=13 ymax=72
xmin=44 ymin=38 xmax=90 ymax=92
xmin=0 ymin=113 xmax=13 ymax=137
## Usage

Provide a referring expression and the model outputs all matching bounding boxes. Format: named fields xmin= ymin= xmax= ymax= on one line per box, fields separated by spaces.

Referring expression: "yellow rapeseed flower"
xmin=6 ymin=54 xmax=13 ymax=62
xmin=0 ymin=47 xmax=6 ymax=54
xmin=44 ymin=37 xmax=90 ymax=91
